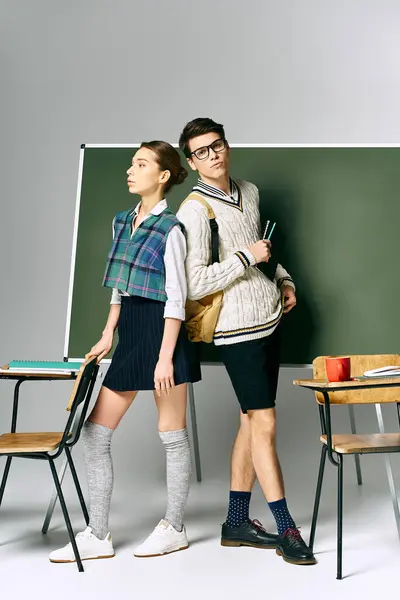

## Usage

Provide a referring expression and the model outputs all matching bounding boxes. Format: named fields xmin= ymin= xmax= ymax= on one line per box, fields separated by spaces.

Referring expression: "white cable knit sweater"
xmin=176 ymin=178 xmax=295 ymax=346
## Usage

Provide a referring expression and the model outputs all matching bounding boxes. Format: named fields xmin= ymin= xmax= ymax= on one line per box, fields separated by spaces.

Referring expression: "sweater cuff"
xmin=235 ymin=249 xmax=257 ymax=269
xmin=277 ymin=277 xmax=295 ymax=291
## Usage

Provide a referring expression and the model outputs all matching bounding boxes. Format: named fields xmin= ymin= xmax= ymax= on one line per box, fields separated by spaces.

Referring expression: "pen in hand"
xmin=262 ymin=220 xmax=270 ymax=240
xmin=267 ymin=222 xmax=276 ymax=240
xmin=262 ymin=220 xmax=276 ymax=241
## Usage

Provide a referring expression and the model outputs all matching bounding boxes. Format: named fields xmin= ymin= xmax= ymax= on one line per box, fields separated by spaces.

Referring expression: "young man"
xmin=176 ymin=118 xmax=315 ymax=565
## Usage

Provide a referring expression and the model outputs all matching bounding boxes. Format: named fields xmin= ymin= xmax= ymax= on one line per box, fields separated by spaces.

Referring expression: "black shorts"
xmin=219 ymin=330 xmax=280 ymax=414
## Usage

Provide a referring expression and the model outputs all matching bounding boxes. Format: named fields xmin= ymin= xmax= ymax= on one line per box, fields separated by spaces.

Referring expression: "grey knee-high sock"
xmin=81 ymin=421 xmax=114 ymax=540
xmin=159 ymin=428 xmax=191 ymax=532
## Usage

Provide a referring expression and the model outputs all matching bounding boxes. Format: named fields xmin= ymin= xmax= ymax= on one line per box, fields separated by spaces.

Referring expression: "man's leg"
xmin=221 ymin=410 xmax=279 ymax=550
xmin=227 ymin=412 xmax=255 ymax=527
xmin=247 ymin=408 xmax=289 ymax=516
xmin=219 ymin=333 xmax=315 ymax=563
xmin=247 ymin=407 xmax=315 ymax=565
xmin=230 ymin=412 xmax=256 ymax=493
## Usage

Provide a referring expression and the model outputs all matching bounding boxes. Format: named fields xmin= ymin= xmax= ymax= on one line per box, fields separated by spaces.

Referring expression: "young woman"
xmin=50 ymin=141 xmax=201 ymax=563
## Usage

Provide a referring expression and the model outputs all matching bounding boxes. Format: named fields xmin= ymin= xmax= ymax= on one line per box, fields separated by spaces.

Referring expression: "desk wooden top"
xmin=0 ymin=371 xmax=76 ymax=380
xmin=293 ymin=377 xmax=400 ymax=390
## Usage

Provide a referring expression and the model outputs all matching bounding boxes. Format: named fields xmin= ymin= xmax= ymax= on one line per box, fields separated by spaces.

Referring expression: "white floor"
xmin=1 ymin=367 xmax=400 ymax=599
xmin=1 ymin=461 xmax=400 ymax=600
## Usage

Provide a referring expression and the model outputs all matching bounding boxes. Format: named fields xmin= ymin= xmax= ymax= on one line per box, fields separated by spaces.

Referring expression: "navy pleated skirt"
xmin=103 ymin=296 xmax=202 ymax=392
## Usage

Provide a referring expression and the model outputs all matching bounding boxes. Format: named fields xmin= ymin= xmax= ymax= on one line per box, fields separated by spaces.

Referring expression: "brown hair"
xmin=179 ymin=117 xmax=226 ymax=158
xmin=140 ymin=140 xmax=188 ymax=194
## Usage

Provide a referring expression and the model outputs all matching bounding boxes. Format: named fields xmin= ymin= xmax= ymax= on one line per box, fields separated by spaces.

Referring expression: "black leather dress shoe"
xmin=276 ymin=528 xmax=316 ymax=565
xmin=221 ymin=519 xmax=279 ymax=549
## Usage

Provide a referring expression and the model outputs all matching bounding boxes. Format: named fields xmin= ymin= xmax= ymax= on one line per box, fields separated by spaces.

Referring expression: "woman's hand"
xmin=85 ymin=329 xmax=114 ymax=363
xmin=154 ymin=356 xmax=175 ymax=395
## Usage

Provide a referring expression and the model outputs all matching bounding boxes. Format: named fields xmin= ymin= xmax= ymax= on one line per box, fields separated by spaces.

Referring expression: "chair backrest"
xmin=57 ymin=358 xmax=99 ymax=452
xmin=313 ymin=354 xmax=400 ymax=405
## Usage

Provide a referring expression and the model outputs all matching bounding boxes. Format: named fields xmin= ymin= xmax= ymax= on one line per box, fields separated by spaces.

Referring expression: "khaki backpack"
xmin=180 ymin=193 xmax=223 ymax=343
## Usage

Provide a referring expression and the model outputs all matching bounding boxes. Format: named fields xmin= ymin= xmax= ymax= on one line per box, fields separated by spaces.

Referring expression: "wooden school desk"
xmin=0 ymin=369 xmax=80 ymax=532
xmin=294 ymin=376 xmax=400 ymax=539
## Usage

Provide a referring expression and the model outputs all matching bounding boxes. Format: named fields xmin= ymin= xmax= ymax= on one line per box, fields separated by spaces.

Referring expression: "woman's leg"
xmin=133 ymin=384 xmax=191 ymax=557
xmin=155 ymin=383 xmax=191 ymax=532
xmin=81 ymin=386 xmax=138 ymax=539
xmin=49 ymin=386 xmax=137 ymax=563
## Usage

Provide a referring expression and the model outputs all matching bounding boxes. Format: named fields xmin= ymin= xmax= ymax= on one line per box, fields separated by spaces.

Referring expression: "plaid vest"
xmin=102 ymin=207 xmax=183 ymax=302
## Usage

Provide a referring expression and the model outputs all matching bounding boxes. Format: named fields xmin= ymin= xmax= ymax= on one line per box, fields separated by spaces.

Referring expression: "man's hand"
xmin=249 ymin=240 xmax=271 ymax=264
xmin=281 ymin=285 xmax=296 ymax=314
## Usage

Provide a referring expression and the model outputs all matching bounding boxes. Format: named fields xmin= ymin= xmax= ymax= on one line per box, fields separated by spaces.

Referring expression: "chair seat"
xmin=0 ymin=432 xmax=65 ymax=453
xmin=321 ymin=433 xmax=400 ymax=454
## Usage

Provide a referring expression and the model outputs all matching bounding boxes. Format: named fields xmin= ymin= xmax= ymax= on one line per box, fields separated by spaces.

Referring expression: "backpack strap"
xmin=181 ymin=192 xmax=220 ymax=264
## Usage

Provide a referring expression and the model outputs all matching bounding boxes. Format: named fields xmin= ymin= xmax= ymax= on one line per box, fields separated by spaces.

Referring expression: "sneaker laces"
xmin=147 ymin=523 xmax=171 ymax=541
xmin=76 ymin=527 xmax=95 ymax=541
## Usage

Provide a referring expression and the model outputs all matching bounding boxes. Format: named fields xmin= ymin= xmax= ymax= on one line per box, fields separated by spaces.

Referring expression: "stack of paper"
xmin=363 ymin=366 xmax=400 ymax=377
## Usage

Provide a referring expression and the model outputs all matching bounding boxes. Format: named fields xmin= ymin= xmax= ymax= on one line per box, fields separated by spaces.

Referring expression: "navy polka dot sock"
xmin=226 ymin=491 xmax=251 ymax=527
xmin=268 ymin=497 xmax=296 ymax=535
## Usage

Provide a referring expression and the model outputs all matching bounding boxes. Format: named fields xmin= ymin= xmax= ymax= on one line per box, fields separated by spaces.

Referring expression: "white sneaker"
xmin=134 ymin=520 xmax=188 ymax=558
xmin=49 ymin=526 xmax=115 ymax=563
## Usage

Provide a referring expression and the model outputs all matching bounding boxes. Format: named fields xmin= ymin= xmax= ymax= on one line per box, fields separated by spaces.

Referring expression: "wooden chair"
xmin=0 ymin=358 xmax=99 ymax=572
xmin=309 ymin=354 xmax=400 ymax=579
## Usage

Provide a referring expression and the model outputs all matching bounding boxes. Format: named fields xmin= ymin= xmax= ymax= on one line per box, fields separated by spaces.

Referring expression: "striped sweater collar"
xmin=192 ymin=178 xmax=243 ymax=211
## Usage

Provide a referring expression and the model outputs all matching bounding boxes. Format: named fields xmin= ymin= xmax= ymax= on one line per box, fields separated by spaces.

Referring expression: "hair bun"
xmin=176 ymin=166 xmax=188 ymax=185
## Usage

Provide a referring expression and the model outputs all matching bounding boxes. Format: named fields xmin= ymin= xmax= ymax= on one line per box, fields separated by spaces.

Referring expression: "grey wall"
xmin=1 ymin=0 xmax=400 ymax=500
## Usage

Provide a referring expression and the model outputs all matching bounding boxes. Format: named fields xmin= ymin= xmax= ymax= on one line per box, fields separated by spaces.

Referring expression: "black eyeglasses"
xmin=190 ymin=138 xmax=227 ymax=161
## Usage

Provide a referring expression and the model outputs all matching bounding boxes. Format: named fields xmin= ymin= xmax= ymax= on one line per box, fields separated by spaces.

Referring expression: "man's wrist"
xmin=278 ymin=278 xmax=295 ymax=291
xmin=238 ymin=249 xmax=257 ymax=268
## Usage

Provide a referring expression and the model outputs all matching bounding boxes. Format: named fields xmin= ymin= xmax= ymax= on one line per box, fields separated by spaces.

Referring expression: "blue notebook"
xmin=8 ymin=360 xmax=82 ymax=371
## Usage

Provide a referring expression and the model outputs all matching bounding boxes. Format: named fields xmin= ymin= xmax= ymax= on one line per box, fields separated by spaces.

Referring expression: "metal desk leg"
xmin=348 ymin=406 xmax=363 ymax=485
xmin=0 ymin=380 xmax=24 ymax=506
xmin=188 ymin=383 xmax=202 ymax=482
xmin=375 ymin=404 xmax=400 ymax=541
xmin=42 ymin=405 xmax=83 ymax=534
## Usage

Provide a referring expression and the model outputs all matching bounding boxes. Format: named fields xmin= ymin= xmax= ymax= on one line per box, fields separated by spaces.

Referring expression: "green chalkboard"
xmin=65 ymin=146 xmax=400 ymax=364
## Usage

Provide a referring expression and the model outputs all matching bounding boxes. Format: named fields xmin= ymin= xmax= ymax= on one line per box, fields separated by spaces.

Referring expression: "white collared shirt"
xmin=110 ymin=199 xmax=187 ymax=321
